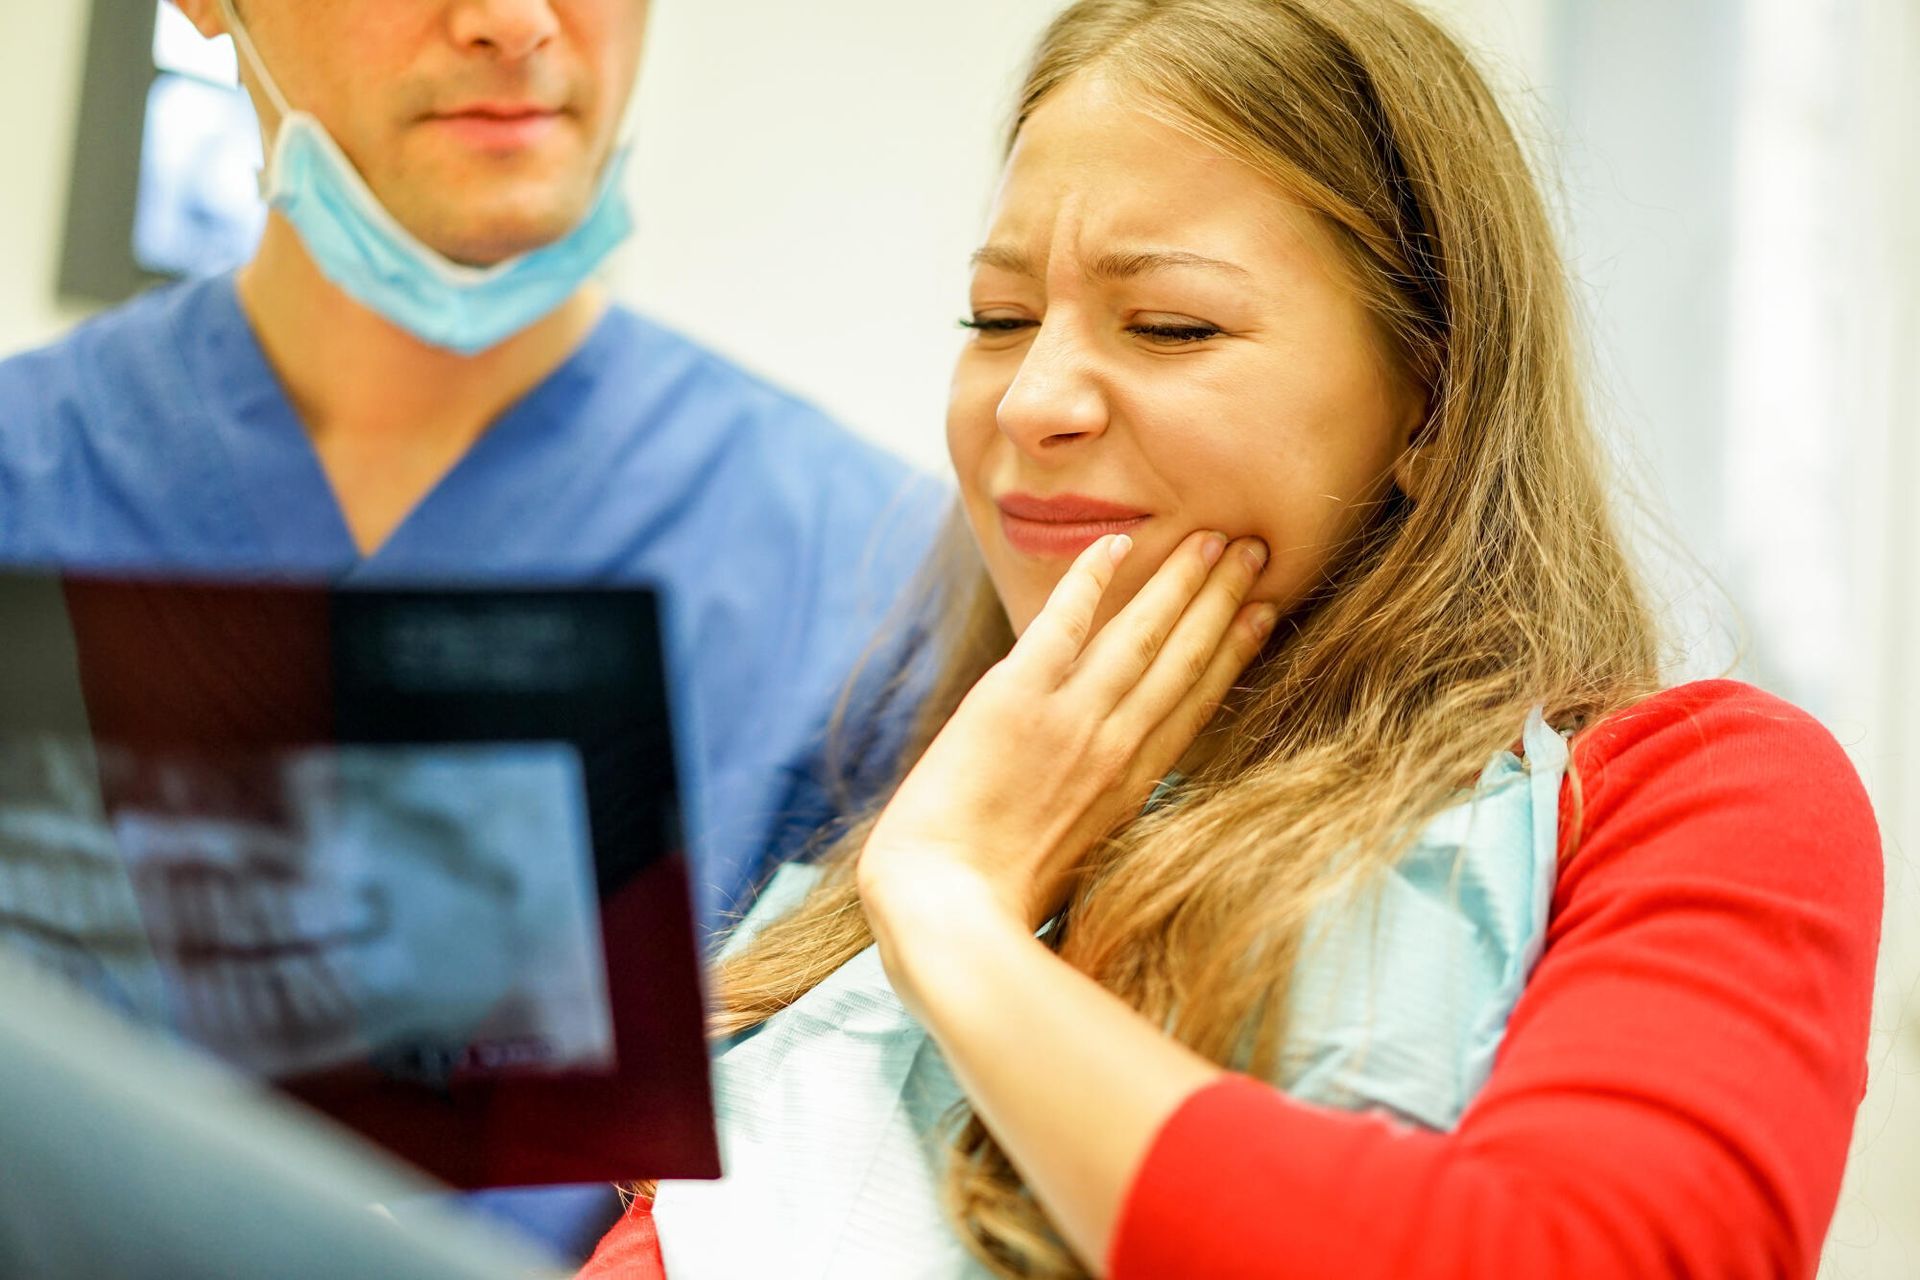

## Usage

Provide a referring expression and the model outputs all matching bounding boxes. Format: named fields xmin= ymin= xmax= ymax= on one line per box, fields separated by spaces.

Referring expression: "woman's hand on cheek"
xmin=856 ymin=528 xmax=1277 ymax=999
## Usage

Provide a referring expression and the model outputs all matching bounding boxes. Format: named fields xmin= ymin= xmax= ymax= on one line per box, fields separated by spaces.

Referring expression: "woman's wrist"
xmin=860 ymin=853 xmax=1040 ymax=1019
xmin=862 ymin=848 xmax=1227 ymax=1275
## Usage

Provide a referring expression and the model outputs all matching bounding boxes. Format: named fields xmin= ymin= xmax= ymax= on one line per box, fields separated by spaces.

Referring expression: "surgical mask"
xmin=216 ymin=0 xmax=635 ymax=355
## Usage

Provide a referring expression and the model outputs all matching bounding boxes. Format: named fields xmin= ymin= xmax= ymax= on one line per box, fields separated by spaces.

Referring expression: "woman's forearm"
xmin=867 ymin=868 xmax=1222 ymax=1275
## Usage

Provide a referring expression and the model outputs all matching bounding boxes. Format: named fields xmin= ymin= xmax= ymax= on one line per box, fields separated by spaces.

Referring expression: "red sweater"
xmin=580 ymin=680 xmax=1883 ymax=1279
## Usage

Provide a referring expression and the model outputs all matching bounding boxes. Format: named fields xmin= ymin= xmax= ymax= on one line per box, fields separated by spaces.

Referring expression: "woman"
xmin=584 ymin=1 xmax=1882 ymax=1275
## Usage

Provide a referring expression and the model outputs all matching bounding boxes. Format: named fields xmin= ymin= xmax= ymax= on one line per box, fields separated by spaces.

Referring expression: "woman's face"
xmin=948 ymin=72 xmax=1422 ymax=636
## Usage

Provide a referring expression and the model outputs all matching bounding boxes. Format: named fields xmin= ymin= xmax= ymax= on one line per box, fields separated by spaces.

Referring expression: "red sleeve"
xmin=575 ymin=1196 xmax=666 ymax=1280
xmin=1109 ymin=680 xmax=1883 ymax=1280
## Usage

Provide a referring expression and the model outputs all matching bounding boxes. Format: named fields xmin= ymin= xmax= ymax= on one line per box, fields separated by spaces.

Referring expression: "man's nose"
xmin=994 ymin=318 xmax=1110 ymax=458
xmin=448 ymin=0 xmax=561 ymax=61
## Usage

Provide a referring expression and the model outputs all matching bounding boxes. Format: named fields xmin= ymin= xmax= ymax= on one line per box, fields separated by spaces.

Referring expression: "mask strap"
xmin=214 ymin=0 xmax=294 ymax=125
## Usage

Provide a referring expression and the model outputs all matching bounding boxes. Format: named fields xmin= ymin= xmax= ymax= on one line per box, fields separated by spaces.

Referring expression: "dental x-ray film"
xmin=0 ymin=573 xmax=718 ymax=1187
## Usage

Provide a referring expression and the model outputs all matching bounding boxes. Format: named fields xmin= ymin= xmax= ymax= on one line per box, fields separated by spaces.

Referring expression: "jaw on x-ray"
xmin=0 ymin=732 xmax=612 ymax=1085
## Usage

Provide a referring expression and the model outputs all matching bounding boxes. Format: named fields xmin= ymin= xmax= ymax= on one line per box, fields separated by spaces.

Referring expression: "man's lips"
xmin=995 ymin=493 xmax=1150 ymax=558
xmin=423 ymin=103 xmax=565 ymax=151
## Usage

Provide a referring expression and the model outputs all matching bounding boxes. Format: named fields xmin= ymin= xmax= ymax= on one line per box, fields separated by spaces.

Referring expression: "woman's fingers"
xmin=1070 ymin=530 xmax=1231 ymax=704
xmin=1113 ymin=534 xmax=1268 ymax=726
xmin=1008 ymin=533 xmax=1135 ymax=678
xmin=1128 ymin=598 xmax=1279 ymax=788
xmin=1079 ymin=534 xmax=1267 ymax=714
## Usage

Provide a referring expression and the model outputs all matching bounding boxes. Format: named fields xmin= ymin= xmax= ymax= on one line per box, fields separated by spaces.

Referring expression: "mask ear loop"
xmin=214 ymin=0 xmax=295 ymax=198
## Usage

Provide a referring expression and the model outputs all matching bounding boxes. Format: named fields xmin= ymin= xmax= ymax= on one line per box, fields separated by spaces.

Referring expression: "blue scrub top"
xmin=0 ymin=274 xmax=942 ymax=932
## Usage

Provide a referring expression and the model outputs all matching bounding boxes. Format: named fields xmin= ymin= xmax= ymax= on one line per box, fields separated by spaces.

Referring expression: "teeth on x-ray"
xmin=140 ymin=863 xmax=367 ymax=1052
xmin=0 ymin=805 xmax=154 ymax=973
xmin=139 ymin=863 xmax=386 ymax=958
xmin=1 ymin=735 xmax=615 ymax=1082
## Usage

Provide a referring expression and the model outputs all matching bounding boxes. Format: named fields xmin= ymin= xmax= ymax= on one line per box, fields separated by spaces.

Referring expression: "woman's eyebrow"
xmin=1089 ymin=248 xmax=1254 ymax=281
xmin=969 ymin=244 xmax=1253 ymax=281
xmin=969 ymin=244 xmax=1040 ymax=276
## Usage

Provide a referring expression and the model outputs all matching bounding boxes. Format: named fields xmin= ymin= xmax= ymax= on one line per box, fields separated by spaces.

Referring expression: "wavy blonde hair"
xmin=705 ymin=1 xmax=1659 ymax=1275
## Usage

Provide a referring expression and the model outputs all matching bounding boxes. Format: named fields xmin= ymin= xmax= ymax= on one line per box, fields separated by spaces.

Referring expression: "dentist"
xmin=0 ymin=0 xmax=934 ymax=1260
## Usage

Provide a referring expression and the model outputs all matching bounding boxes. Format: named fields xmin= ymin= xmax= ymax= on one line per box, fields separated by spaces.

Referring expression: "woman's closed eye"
xmin=958 ymin=316 xmax=1038 ymax=336
xmin=1127 ymin=321 xmax=1222 ymax=346
xmin=957 ymin=316 xmax=1226 ymax=346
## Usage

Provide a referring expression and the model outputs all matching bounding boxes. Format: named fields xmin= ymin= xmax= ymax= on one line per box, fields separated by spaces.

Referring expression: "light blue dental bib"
xmin=654 ymin=711 xmax=1569 ymax=1277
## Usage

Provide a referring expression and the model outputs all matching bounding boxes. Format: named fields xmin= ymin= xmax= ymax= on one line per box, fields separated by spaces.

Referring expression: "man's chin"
xmin=381 ymin=158 xmax=602 ymax=265
xmin=415 ymin=203 xmax=592 ymax=267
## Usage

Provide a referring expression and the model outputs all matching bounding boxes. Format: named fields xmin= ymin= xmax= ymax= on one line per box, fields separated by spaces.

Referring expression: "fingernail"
xmin=1252 ymin=604 xmax=1281 ymax=638
xmin=1108 ymin=533 xmax=1134 ymax=564
xmin=1242 ymin=540 xmax=1270 ymax=571
xmin=1201 ymin=532 xmax=1227 ymax=567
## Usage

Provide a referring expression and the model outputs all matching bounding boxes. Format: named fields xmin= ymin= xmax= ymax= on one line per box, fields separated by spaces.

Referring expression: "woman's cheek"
xmin=945 ymin=369 xmax=1003 ymax=477
xmin=1251 ymin=493 xmax=1375 ymax=614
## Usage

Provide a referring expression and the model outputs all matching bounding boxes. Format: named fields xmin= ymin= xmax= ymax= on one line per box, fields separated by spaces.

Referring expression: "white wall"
xmin=0 ymin=0 xmax=93 ymax=354
xmin=1833 ymin=4 xmax=1920 ymax=1273
xmin=613 ymin=0 xmax=1067 ymax=474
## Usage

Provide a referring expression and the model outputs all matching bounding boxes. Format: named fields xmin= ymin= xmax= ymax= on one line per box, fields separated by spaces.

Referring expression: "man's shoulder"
xmin=593 ymin=309 xmax=947 ymax=644
xmin=0 ymin=282 xmax=215 ymax=557
xmin=0 ymin=278 xmax=212 ymax=422
xmin=601 ymin=307 xmax=918 ymax=489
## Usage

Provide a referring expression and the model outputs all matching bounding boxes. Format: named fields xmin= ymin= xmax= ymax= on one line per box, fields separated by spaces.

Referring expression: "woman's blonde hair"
xmin=708 ymin=1 xmax=1659 ymax=1274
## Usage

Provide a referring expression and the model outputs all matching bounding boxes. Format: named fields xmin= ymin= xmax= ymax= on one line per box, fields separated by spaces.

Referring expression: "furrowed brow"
xmin=968 ymin=244 xmax=1253 ymax=282
xmin=1088 ymin=248 xmax=1252 ymax=281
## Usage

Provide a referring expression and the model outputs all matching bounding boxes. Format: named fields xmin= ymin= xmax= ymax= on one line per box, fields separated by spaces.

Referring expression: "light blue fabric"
xmin=652 ymin=709 xmax=1569 ymax=1278
xmin=216 ymin=0 xmax=633 ymax=356
xmin=1274 ymin=707 xmax=1568 ymax=1127
xmin=266 ymin=113 xmax=633 ymax=356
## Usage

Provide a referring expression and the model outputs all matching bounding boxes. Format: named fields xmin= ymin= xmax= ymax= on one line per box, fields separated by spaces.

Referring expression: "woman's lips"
xmin=995 ymin=493 xmax=1150 ymax=559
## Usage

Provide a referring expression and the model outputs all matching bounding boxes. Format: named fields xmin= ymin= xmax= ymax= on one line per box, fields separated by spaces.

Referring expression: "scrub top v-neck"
xmin=185 ymin=280 xmax=640 ymax=582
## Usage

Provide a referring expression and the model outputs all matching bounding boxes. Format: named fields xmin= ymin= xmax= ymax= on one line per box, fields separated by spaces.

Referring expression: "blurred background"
xmin=0 ymin=0 xmax=1913 ymax=1272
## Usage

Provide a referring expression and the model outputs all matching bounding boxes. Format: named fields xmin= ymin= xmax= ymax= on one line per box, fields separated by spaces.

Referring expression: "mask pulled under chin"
xmin=261 ymin=110 xmax=635 ymax=356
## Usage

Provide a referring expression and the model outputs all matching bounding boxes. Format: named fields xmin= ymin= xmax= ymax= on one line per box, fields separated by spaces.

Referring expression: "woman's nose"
xmin=994 ymin=320 xmax=1109 ymax=456
xmin=448 ymin=0 xmax=561 ymax=61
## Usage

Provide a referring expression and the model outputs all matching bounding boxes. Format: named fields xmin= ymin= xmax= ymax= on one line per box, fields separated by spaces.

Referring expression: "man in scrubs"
xmin=0 ymin=0 xmax=935 ymax=1259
